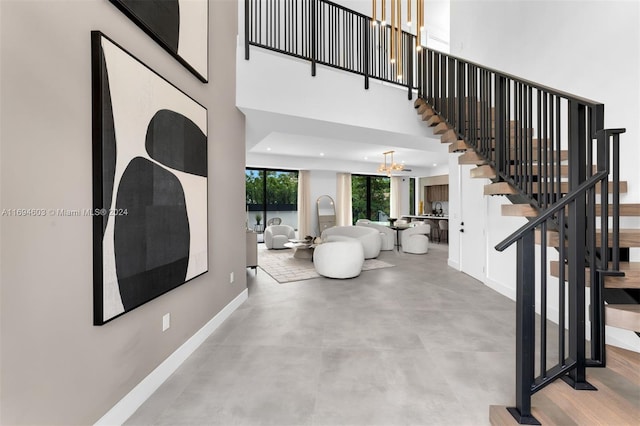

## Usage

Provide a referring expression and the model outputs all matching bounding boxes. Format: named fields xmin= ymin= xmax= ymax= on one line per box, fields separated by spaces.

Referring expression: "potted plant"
xmin=255 ymin=213 xmax=262 ymax=225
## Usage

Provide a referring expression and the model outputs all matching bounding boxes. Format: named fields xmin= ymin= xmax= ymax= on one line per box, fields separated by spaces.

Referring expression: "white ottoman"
xmin=313 ymin=240 xmax=365 ymax=279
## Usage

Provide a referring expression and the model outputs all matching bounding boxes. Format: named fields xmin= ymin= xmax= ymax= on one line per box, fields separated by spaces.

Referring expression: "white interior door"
xmin=459 ymin=165 xmax=487 ymax=282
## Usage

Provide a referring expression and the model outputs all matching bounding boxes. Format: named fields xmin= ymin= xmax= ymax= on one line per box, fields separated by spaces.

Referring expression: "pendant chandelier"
xmin=371 ymin=0 xmax=425 ymax=82
xmin=377 ymin=150 xmax=405 ymax=176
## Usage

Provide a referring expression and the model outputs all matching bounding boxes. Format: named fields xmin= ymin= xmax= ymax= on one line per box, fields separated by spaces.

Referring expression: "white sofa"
xmin=264 ymin=224 xmax=295 ymax=249
xmin=400 ymin=223 xmax=430 ymax=254
xmin=321 ymin=226 xmax=381 ymax=259
xmin=313 ymin=239 xmax=365 ymax=279
xmin=356 ymin=220 xmax=395 ymax=251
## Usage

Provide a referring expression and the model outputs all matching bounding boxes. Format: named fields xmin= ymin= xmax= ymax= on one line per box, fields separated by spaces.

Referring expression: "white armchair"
xmin=264 ymin=225 xmax=295 ymax=249
xmin=400 ymin=223 xmax=430 ymax=254
xmin=356 ymin=221 xmax=395 ymax=251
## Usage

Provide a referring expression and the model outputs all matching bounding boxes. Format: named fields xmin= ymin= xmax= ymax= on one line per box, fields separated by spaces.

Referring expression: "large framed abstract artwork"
xmin=108 ymin=0 xmax=208 ymax=82
xmin=91 ymin=31 xmax=208 ymax=325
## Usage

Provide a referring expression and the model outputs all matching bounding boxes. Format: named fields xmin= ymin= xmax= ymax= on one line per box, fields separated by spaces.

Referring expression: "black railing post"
xmin=311 ymin=0 xmax=317 ymax=76
xmin=245 ymin=0 xmax=251 ymax=60
xmin=562 ymin=101 xmax=596 ymax=392
xmin=507 ymin=231 xmax=540 ymax=425
xmin=494 ymin=76 xmax=507 ymax=177
xmin=456 ymin=60 xmax=465 ymax=137
xmin=363 ymin=16 xmax=369 ymax=90
xmin=407 ymin=34 xmax=413 ymax=100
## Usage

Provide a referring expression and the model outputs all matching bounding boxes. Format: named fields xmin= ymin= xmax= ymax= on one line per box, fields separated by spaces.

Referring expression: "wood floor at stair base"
xmin=490 ymin=352 xmax=640 ymax=426
xmin=606 ymin=345 xmax=640 ymax=387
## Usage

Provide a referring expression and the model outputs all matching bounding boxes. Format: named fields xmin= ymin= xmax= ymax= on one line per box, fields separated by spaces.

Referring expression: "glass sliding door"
xmin=245 ymin=169 xmax=264 ymax=231
xmin=351 ymin=175 xmax=390 ymax=223
xmin=246 ymin=168 xmax=298 ymax=234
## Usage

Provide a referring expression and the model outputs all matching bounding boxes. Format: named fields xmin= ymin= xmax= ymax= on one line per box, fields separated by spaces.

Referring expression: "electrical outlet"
xmin=230 ymin=272 xmax=235 ymax=284
xmin=162 ymin=313 xmax=170 ymax=331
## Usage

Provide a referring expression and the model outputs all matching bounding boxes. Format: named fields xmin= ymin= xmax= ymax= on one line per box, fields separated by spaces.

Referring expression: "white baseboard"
xmin=484 ymin=276 xmax=516 ymax=301
xmin=95 ymin=289 xmax=249 ymax=426
xmin=447 ymin=259 xmax=460 ymax=270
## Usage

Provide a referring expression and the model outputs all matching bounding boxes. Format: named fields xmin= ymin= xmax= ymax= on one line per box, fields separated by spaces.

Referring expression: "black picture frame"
xmin=109 ymin=0 xmax=209 ymax=83
xmin=91 ymin=31 xmax=209 ymax=325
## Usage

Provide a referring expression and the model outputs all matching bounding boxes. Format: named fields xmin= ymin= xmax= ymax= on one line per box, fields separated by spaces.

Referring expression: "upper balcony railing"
xmin=245 ymin=0 xmax=417 ymax=98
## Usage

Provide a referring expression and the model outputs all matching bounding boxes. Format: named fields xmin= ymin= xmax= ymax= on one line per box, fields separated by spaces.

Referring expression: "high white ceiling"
xmin=243 ymin=108 xmax=451 ymax=176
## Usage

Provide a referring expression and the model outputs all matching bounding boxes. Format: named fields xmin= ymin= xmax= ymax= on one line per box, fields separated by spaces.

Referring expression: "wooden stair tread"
xmin=441 ymin=129 xmax=458 ymax=143
xmin=536 ymin=229 xmax=640 ymax=248
xmin=596 ymin=203 xmax=640 ymax=216
xmin=509 ymin=149 xmax=569 ymax=161
xmin=458 ymin=151 xmax=486 ymax=165
xmin=509 ymin=164 xmax=598 ymax=177
xmin=448 ymin=140 xmax=471 ymax=153
xmin=417 ymin=103 xmax=430 ymax=115
xmin=550 ymin=261 xmax=640 ymax=288
xmin=484 ymin=182 xmax=517 ymax=195
xmin=470 ymin=165 xmax=496 ymax=179
xmin=502 ymin=204 xmax=538 ymax=217
xmin=433 ymin=122 xmax=451 ymax=134
xmin=530 ymin=181 xmax=628 ymax=194
xmin=606 ymin=305 xmax=640 ymax=331
xmin=413 ymin=98 xmax=426 ymax=108
xmin=425 ymin=115 xmax=441 ymax=126
xmin=421 ymin=109 xmax=436 ymax=121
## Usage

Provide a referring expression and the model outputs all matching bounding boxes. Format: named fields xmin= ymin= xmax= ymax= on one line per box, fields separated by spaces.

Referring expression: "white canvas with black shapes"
xmin=109 ymin=0 xmax=208 ymax=82
xmin=91 ymin=32 xmax=208 ymax=325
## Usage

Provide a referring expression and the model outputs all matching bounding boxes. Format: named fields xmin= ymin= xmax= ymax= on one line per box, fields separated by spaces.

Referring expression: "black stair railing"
xmin=244 ymin=3 xmax=626 ymax=424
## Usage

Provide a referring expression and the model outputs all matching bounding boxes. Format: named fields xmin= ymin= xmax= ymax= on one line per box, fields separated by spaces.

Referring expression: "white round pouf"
xmin=313 ymin=239 xmax=365 ymax=279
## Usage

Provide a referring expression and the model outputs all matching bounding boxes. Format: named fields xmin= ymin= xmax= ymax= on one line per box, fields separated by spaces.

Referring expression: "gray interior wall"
xmin=0 ymin=1 xmax=246 ymax=424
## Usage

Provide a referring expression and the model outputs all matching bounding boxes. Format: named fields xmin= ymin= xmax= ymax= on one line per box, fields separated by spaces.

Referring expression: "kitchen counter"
xmin=401 ymin=214 xmax=449 ymax=220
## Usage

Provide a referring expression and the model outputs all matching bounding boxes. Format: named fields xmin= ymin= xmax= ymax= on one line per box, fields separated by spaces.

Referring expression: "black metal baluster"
xmin=311 ymin=0 xmax=316 ymax=75
xmin=559 ymin=210 xmax=566 ymax=366
xmin=541 ymin=219 xmax=548 ymax=380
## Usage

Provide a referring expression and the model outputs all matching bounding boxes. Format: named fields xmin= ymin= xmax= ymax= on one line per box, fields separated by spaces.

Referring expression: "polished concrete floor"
xmin=126 ymin=243 xmax=517 ymax=425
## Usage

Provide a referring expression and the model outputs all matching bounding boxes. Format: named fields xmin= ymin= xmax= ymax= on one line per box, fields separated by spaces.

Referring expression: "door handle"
xmin=460 ymin=229 xmax=464 ymax=233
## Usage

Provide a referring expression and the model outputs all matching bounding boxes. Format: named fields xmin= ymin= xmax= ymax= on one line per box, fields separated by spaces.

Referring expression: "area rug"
xmin=257 ymin=247 xmax=395 ymax=284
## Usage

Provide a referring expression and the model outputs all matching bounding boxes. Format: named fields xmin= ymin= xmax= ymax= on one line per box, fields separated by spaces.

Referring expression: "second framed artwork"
xmin=91 ymin=31 xmax=208 ymax=325
xmin=109 ymin=0 xmax=208 ymax=82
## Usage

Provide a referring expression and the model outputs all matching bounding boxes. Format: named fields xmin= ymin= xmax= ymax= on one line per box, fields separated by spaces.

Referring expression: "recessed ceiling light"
xmin=432 ymin=163 xmax=437 ymax=167
xmin=364 ymin=156 xmax=368 ymax=160
xmin=266 ymin=147 xmax=271 ymax=151
xmin=320 ymin=152 xmax=325 ymax=156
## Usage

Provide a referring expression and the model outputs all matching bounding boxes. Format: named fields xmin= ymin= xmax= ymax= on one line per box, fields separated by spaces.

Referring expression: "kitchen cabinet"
xmin=426 ymin=184 xmax=449 ymax=202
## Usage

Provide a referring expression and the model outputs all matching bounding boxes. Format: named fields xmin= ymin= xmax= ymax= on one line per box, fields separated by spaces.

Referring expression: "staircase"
xmin=243 ymin=0 xmax=639 ymax=424
xmin=415 ymin=93 xmax=640 ymax=423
